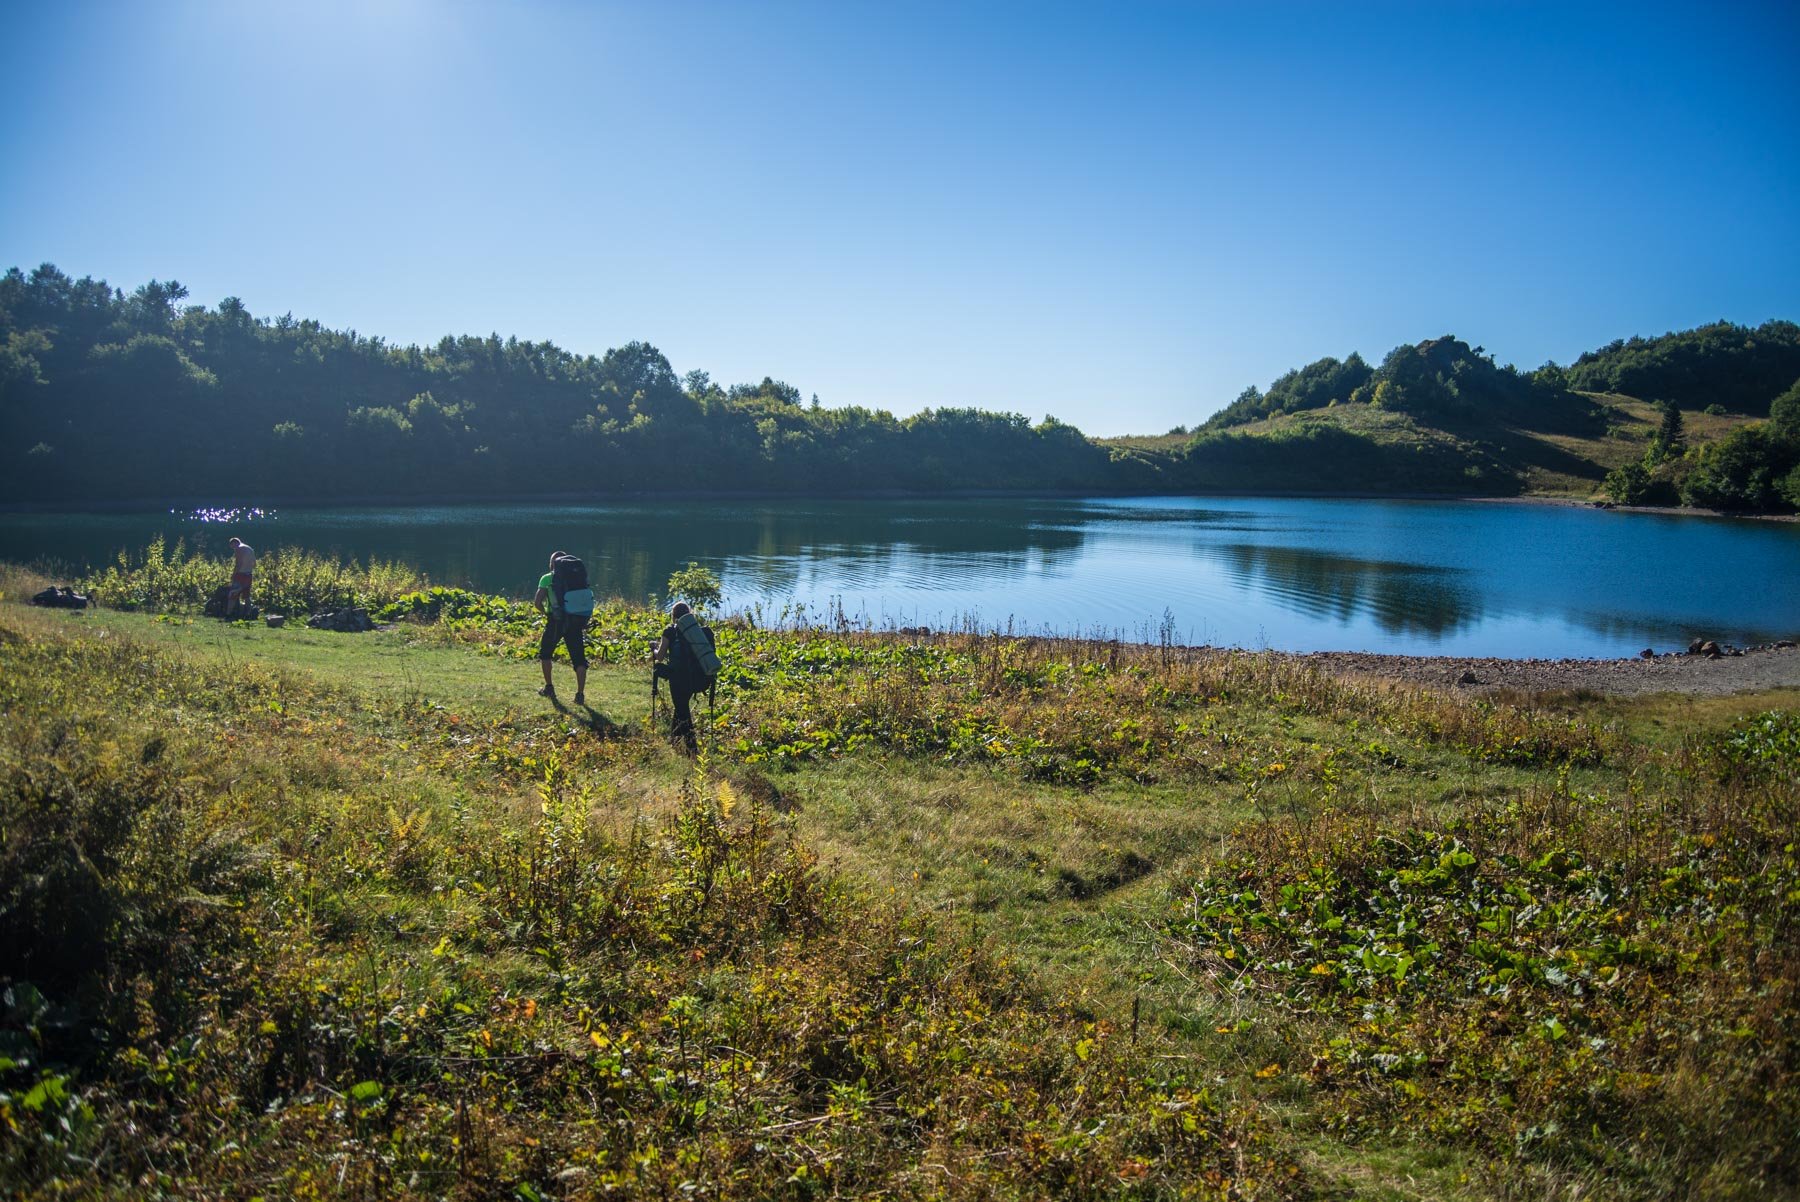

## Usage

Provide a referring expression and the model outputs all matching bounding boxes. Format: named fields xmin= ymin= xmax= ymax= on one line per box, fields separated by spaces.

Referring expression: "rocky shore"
xmin=1286 ymin=641 xmax=1800 ymax=698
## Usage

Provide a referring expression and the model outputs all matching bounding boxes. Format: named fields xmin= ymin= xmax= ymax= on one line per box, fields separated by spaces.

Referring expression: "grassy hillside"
xmin=1515 ymin=394 xmax=1761 ymax=497
xmin=1105 ymin=393 xmax=1762 ymax=502
xmin=3 ymin=555 xmax=1797 ymax=1199
xmin=1128 ymin=330 xmax=1796 ymax=507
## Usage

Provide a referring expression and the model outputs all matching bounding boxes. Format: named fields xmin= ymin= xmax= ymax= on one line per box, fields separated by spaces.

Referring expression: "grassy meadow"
xmin=1100 ymin=394 xmax=1767 ymax=502
xmin=1 ymin=548 xmax=1796 ymax=1201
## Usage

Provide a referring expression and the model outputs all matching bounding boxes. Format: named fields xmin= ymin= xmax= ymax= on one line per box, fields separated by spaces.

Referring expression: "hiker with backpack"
xmin=652 ymin=601 xmax=719 ymax=753
xmin=534 ymin=551 xmax=596 ymax=705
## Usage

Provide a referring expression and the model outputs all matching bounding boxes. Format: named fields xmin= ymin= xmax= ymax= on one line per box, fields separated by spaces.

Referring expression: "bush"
xmin=666 ymin=560 xmax=723 ymax=612
xmin=1603 ymin=460 xmax=1652 ymax=504
xmin=1679 ymin=424 xmax=1800 ymax=511
xmin=1602 ymin=459 xmax=1680 ymax=506
xmin=1781 ymin=464 xmax=1800 ymax=509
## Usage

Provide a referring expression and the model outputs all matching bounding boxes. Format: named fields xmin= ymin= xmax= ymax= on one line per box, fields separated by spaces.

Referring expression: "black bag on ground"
xmin=203 ymin=584 xmax=259 ymax=620
xmin=31 ymin=586 xmax=90 ymax=610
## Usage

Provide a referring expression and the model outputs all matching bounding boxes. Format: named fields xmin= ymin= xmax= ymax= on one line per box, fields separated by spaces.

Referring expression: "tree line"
xmin=1565 ymin=320 xmax=1800 ymax=415
xmin=2 ymin=264 xmax=1795 ymax=510
xmin=0 ymin=266 xmax=1115 ymax=501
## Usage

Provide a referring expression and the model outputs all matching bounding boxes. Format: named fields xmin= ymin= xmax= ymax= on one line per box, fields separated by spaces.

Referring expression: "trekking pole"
xmin=707 ymin=681 xmax=717 ymax=757
xmin=649 ymin=666 xmax=658 ymax=732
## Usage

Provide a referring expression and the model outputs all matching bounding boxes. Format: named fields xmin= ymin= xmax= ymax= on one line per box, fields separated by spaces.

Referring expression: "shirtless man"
xmin=226 ymin=537 xmax=255 ymax=616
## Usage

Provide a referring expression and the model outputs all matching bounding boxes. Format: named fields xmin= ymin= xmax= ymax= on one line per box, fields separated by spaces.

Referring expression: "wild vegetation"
xmin=80 ymin=534 xmax=430 ymax=615
xmin=5 ymin=264 xmax=1796 ymax=510
xmin=0 ymin=567 xmax=1302 ymax=1200
xmin=1566 ymin=320 xmax=1800 ymax=416
xmin=3 ymin=548 xmax=1795 ymax=1199
xmin=1603 ymin=379 xmax=1800 ymax=511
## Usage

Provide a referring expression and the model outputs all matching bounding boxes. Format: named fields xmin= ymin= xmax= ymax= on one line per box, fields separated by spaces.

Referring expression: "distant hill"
xmin=3 ymin=263 xmax=1795 ymax=511
xmin=1101 ymin=328 xmax=1797 ymax=510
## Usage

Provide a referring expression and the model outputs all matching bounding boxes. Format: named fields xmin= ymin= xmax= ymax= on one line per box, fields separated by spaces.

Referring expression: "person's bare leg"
xmin=574 ymin=664 xmax=587 ymax=705
xmin=539 ymin=658 xmax=555 ymax=697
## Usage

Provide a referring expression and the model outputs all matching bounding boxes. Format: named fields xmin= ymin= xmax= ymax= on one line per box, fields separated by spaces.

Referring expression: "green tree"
xmin=1679 ymin=425 xmax=1794 ymax=511
xmin=1771 ymin=376 xmax=1800 ymax=437
xmin=666 ymin=561 xmax=723 ymax=612
xmin=1603 ymin=460 xmax=1652 ymax=505
xmin=1648 ymin=400 xmax=1686 ymax=463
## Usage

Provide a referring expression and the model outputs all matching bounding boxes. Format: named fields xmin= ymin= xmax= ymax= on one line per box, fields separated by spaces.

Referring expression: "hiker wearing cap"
xmin=534 ymin=551 xmax=596 ymax=705
xmin=226 ymin=537 xmax=255 ymax=616
xmin=652 ymin=601 xmax=719 ymax=753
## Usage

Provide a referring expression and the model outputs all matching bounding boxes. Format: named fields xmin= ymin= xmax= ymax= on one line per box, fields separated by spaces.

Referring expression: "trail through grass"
xmin=3 ymin=571 xmax=1795 ymax=1200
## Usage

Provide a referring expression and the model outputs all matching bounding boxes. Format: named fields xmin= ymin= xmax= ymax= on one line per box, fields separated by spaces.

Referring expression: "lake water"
xmin=2 ymin=497 xmax=1796 ymax=658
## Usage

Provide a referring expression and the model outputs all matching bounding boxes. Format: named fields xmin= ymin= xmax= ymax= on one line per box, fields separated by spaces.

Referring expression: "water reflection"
xmin=1 ymin=496 xmax=1794 ymax=656
xmin=1208 ymin=543 xmax=1479 ymax=638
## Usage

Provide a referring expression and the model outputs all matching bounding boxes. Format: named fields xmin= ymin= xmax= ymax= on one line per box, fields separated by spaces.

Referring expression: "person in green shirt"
xmin=534 ymin=551 xmax=595 ymax=705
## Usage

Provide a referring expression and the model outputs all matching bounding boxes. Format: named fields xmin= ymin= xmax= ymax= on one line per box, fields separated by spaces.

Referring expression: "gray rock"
xmin=307 ymin=607 xmax=373 ymax=633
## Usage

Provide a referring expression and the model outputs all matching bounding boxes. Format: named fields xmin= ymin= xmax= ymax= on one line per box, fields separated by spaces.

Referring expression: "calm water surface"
xmin=2 ymin=497 xmax=1796 ymax=657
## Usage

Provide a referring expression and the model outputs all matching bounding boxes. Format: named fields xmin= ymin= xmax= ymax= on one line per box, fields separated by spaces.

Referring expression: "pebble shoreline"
xmin=1284 ymin=642 xmax=1800 ymax=698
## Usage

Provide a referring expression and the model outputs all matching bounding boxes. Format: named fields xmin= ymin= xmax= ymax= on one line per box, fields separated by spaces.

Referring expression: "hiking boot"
xmin=538 ymin=686 xmax=555 ymax=699
xmin=573 ymin=692 xmax=585 ymax=706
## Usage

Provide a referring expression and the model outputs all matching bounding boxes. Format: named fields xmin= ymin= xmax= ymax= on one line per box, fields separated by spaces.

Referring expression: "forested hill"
xmin=1158 ymin=326 xmax=1800 ymax=512
xmin=0 ymin=266 xmax=1110 ymax=501
xmin=3 ymin=264 xmax=1797 ymax=510
xmin=1565 ymin=321 xmax=1800 ymax=415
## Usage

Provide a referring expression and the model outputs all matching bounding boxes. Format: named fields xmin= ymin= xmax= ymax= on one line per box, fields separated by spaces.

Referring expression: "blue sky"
xmin=3 ymin=1 xmax=1796 ymax=435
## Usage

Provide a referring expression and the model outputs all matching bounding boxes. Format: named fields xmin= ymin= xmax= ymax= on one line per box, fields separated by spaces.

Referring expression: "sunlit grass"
xmin=4 ymin=546 xmax=1796 ymax=1200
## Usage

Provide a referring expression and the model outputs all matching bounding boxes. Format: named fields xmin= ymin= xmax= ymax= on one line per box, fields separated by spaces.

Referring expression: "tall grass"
xmin=9 ymin=552 xmax=1795 ymax=1199
xmin=80 ymin=535 xmax=429 ymax=615
xmin=0 ymin=607 xmax=1306 ymax=1199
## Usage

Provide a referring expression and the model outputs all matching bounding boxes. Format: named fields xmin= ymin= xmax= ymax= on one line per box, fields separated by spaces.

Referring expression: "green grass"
xmin=1138 ymin=393 xmax=1763 ymax=502
xmin=3 ymin=561 xmax=1796 ymax=1200
xmin=66 ymin=605 xmax=651 ymax=726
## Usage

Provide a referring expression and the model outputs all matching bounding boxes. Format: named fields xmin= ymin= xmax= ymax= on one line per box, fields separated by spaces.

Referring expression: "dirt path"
xmin=1285 ymin=643 xmax=1800 ymax=698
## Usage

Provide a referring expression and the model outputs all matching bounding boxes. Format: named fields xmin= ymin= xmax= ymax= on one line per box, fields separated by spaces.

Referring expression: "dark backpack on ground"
xmin=203 ymin=584 xmax=258 ymax=620
xmin=31 ymin=586 xmax=89 ymax=610
xmin=550 ymin=554 xmax=594 ymax=615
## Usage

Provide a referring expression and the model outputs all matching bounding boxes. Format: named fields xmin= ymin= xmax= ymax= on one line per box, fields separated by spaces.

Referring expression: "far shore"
xmin=3 ymin=487 xmax=1797 ymax=521
xmin=1468 ymin=493 xmax=1800 ymax=523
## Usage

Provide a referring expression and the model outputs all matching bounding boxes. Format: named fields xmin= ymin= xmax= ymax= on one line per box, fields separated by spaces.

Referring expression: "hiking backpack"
xmin=550 ymin=554 xmax=595 ymax=615
xmin=674 ymin=611 xmax=722 ymax=682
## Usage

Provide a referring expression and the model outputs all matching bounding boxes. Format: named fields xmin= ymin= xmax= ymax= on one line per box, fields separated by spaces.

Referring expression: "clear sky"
xmin=3 ymin=1 xmax=1797 ymax=435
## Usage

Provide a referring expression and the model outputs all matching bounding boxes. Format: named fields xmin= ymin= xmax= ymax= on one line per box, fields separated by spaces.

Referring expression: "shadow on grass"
xmin=551 ymin=695 xmax=631 ymax=741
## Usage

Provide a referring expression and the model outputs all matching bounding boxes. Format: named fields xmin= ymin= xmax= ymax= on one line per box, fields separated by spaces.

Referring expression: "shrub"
xmin=666 ymin=560 xmax=723 ymax=612
xmin=81 ymin=539 xmax=428 ymax=615
xmin=1679 ymin=424 xmax=1798 ymax=511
